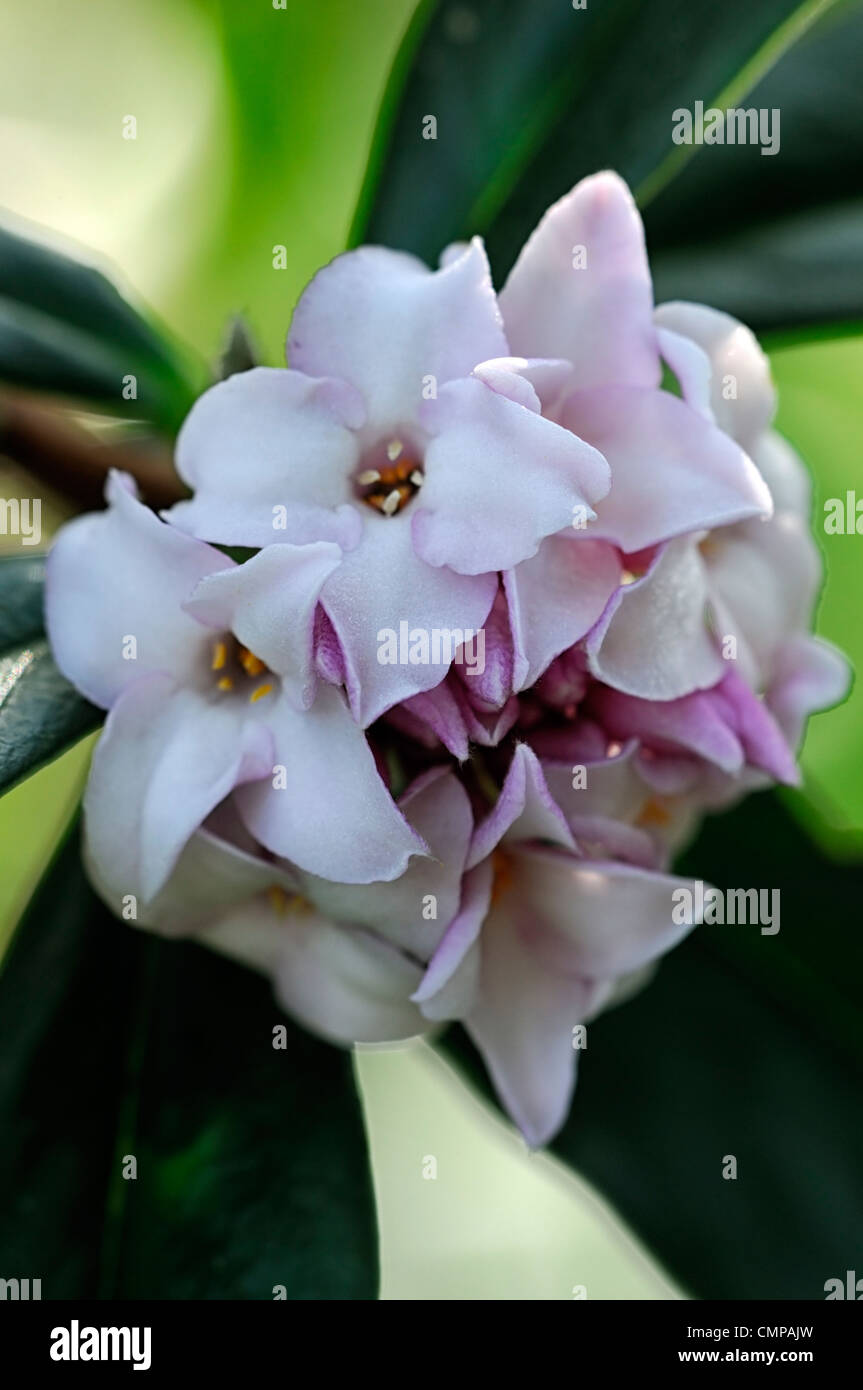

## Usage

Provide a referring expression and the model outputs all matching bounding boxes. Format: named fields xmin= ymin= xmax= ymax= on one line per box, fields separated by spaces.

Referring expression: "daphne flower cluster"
xmin=47 ymin=172 xmax=846 ymax=1144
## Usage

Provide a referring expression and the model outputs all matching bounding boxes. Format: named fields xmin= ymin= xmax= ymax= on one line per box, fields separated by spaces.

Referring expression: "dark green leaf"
xmin=353 ymin=0 xmax=830 ymax=278
xmin=0 ymin=821 xmax=379 ymax=1299
xmin=0 ymin=219 xmax=201 ymax=431
xmin=441 ymin=791 xmax=863 ymax=1299
xmin=645 ymin=1 xmax=863 ymax=326
xmin=0 ymin=641 xmax=102 ymax=794
xmin=651 ymin=203 xmax=863 ymax=331
xmin=0 ymin=552 xmax=46 ymax=654
xmin=0 ymin=823 xmax=141 ymax=1296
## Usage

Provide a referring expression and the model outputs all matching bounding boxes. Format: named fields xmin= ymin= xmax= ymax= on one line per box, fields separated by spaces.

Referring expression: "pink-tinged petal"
xmin=116 ymin=821 xmax=295 ymax=937
xmin=587 ymin=682 xmax=746 ymax=774
xmin=46 ymin=471 xmax=231 ymax=709
xmin=200 ymin=901 xmax=427 ymax=1045
xmin=414 ymin=376 xmax=609 ymax=574
xmin=84 ymin=673 xmax=274 ymax=904
xmin=563 ymin=386 xmax=772 ymax=554
xmin=468 ymin=743 xmax=576 ymax=868
xmin=655 ymin=324 xmax=715 ymax=421
xmin=505 ymin=535 xmax=622 ymax=691
xmin=507 ymin=845 xmax=702 ymax=979
xmin=540 ymin=742 xmax=647 ymax=825
xmin=767 ymin=635 xmax=851 ymax=750
xmin=321 ymin=512 xmax=497 ymax=726
xmin=653 ymin=301 xmax=775 ymax=452
xmin=272 ymin=918 xmax=427 ymax=1044
xmin=438 ymin=240 xmax=470 ymax=268
xmin=704 ymin=511 xmax=821 ymax=687
xmin=168 ymin=367 xmax=364 ymax=549
xmin=470 ymin=358 xmax=540 ymax=412
xmin=472 ymin=355 xmax=574 ymax=413
xmin=451 ymin=682 xmax=520 ymax=747
xmin=235 ymin=683 xmax=426 ymax=883
xmin=711 ymin=669 xmax=799 ymax=785
xmin=587 ymin=538 xmax=725 ymax=700
xmin=384 ymin=702 xmax=446 ymax=751
xmin=314 ymin=607 xmax=348 ymax=686
xmin=587 ymin=672 xmax=798 ymax=788
xmin=526 ymin=716 xmax=613 ymax=763
xmin=414 ymin=859 xmax=494 ymax=1020
xmin=532 ymin=646 xmax=590 ymax=711
xmin=288 ymin=240 xmax=507 ymax=433
xmin=296 ymin=767 xmax=473 ymax=959
xmin=753 ymin=430 xmax=811 ymax=518
xmin=500 ymin=170 xmax=660 ymax=391
xmin=565 ymin=815 xmax=659 ymax=868
xmin=168 ymin=495 xmax=361 ymax=553
xmin=184 ymin=542 xmax=341 ymax=709
xmin=457 ymin=588 xmax=514 ymax=711
xmin=466 ymin=892 xmax=600 ymax=1146
xmin=388 ymin=681 xmax=471 ymax=760
xmin=635 ymin=750 xmax=702 ymax=798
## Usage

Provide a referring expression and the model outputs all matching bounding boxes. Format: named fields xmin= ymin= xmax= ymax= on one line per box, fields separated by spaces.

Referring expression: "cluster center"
xmin=210 ymin=636 xmax=275 ymax=704
xmin=356 ymin=437 xmax=424 ymax=516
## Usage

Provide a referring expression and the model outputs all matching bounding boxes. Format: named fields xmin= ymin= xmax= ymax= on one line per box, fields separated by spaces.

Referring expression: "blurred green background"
xmin=0 ymin=0 xmax=860 ymax=1298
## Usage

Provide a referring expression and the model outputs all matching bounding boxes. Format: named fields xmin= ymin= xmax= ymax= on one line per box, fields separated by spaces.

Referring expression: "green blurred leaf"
xmin=168 ymin=0 xmax=418 ymax=361
xmin=441 ymin=791 xmax=863 ymax=1299
xmin=0 ymin=219 xmax=200 ymax=431
xmin=769 ymin=331 xmax=863 ymax=833
xmin=353 ymin=0 xmax=832 ymax=279
xmin=0 ymin=641 xmax=102 ymax=795
xmin=0 ymin=552 xmax=46 ymax=655
xmin=0 ymin=821 xmax=379 ymax=1299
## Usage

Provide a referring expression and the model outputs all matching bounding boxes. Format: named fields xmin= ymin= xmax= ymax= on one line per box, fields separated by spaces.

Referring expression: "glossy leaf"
xmin=0 ymin=552 xmax=46 ymax=655
xmin=353 ymin=0 xmax=832 ymax=280
xmin=0 ymin=641 xmax=102 ymax=794
xmin=0 ymin=219 xmax=200 ymax=430
xmin=441 ymin=791 xmax=863 ymax=1299
xmin=647 ymin=1 xmax=863 ymax=325
xmin=0 ymin=822 xmax=379 ymax=1299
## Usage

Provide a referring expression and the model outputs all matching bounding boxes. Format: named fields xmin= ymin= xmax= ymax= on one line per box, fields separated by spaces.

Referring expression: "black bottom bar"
xmin=0 ymin=1298 xmax=858 ymax=1374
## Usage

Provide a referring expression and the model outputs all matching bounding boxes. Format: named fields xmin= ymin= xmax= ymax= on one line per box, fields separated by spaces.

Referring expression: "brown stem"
xmin=0 ymin=389 xmax=186 ymax=512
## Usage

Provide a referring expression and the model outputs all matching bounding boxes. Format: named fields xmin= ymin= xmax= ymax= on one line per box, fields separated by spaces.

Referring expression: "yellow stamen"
xmin=238 ymin=646 xmax=266 ymax=677
xmin=211 ymin=640 xmax=228 ymax=671
xmin=269 ymin=885 xmax=314 ymax=916
xmin=217 ymin=676 xmax=233 ymax=691
xmin=250 ymin=682 xmax=274 ymax=704
xmin=268 ymin=885 xmax=288 ymax=914
xmin=638 ymin=797 xmax=672 ymax=828
xmin=490 ymin=848 xmax=515 ymax=907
